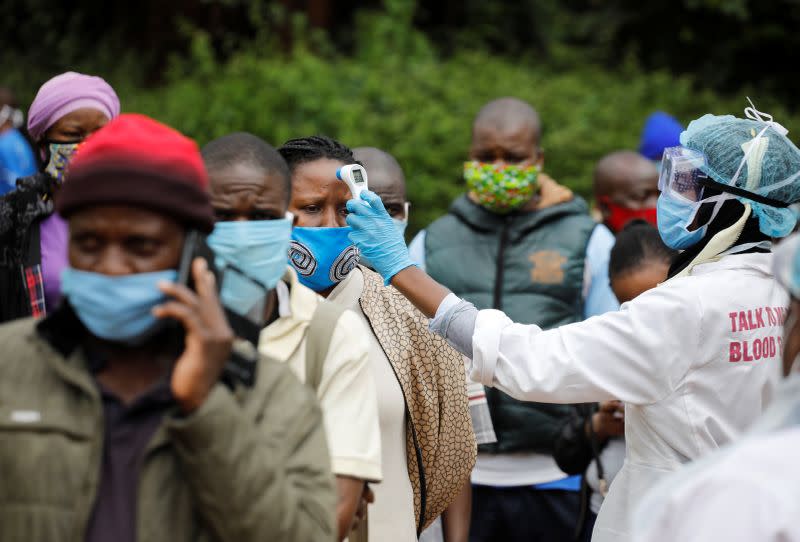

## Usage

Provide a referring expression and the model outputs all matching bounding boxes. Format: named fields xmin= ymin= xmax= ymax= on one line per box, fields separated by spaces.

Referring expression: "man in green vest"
xmin=408 ymin=97 xmax=619 ymax=541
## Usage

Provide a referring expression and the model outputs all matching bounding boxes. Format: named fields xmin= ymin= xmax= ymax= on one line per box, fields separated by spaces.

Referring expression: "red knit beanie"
xmin=56 ymin=113 xmax=214 ymax=233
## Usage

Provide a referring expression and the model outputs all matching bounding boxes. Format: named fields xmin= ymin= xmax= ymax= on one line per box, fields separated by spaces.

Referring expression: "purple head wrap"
xmin=27 ymin=72 xmax=120 ymax=142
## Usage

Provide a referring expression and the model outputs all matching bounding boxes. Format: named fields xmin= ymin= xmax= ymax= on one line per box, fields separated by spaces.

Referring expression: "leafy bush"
xmin=69 ymin=1 xmax=791 ymax=234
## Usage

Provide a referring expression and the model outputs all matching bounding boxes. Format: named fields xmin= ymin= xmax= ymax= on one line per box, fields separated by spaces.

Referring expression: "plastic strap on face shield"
xmin=660 ymin=145 xmax=790 ymax=209
xmin=722 ymin=98 xmax=793 ymax=207
xmin=658 ymin=146 xmax=709 ymax=203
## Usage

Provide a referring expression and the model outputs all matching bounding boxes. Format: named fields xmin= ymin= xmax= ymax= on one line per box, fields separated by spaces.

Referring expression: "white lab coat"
xmin=469 ymin=253 xmax=786 ymax=542
xmin=631 ymin=375 xmax=800 ymax=542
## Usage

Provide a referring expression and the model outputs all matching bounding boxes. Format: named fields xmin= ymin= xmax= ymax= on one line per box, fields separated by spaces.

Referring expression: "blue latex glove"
xmin=346 ymin=190 xmax=416 ymax=285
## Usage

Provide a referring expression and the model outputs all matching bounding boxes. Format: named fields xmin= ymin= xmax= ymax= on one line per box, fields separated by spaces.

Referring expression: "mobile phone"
xmin=177 ymin=231 xmax=265 ymax=387
xmin=177 ymin=231 xmax=220 ymax=290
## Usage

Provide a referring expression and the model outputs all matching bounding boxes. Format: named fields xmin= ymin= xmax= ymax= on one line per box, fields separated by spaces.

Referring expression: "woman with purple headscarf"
xmin=0 ymin=71 xmax=120 ymax=322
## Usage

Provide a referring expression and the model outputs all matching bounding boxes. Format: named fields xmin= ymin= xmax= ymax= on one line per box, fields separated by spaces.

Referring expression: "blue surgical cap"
xmin=681 ymin=113 xmax=800 ymax=238
xmin=639 ymin=112 xmax=684 ymax=160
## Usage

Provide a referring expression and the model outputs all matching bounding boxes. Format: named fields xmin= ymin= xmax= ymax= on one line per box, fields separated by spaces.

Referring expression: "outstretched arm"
xmin=346 ymin=191 xmax=451 ymax=318
xmin=347 ymin=191 xmax=698 ymax=408
xmin=390 ymin=266 xmax=450 ymax=319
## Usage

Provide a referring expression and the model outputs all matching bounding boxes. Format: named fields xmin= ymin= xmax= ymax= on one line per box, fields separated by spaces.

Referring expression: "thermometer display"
xmin=336 ymin=164 xmax=369 ymax=201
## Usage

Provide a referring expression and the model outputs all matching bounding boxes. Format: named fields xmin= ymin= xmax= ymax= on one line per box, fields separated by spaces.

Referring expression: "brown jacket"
xmin=359 ymin=267 xmax=477 ymax=534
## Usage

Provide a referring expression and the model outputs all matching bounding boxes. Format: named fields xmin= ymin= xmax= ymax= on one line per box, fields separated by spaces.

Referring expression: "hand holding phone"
xmin=154 ymin=257 xmax=235 ymax=414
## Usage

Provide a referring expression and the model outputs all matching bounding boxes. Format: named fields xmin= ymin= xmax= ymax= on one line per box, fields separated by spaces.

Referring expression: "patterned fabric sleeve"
xmin=23 ymin=264 xmax=46 ymax=317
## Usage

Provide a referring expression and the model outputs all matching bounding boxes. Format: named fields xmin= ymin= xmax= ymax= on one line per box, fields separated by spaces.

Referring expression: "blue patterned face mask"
xmin=44 ymin=141 xmax=80 ymax=183
xmin=61 ymin=267 xmax=176 ymax=344
xmin=207 ymin=216 xmax=292 ymax=313
xmin=288 ymin=227 xmax=360 ymax=292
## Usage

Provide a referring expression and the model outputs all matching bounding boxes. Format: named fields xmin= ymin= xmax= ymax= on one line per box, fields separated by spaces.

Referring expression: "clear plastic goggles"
xmin=658 ymin=146 xmax=709 ymax=203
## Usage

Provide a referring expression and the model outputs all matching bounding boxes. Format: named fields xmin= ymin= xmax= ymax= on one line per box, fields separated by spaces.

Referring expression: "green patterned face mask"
xmin=464 ymin=161 xmax=540 ymax=214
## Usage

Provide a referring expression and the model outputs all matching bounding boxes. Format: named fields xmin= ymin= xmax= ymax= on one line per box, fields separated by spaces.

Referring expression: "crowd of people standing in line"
xmin=0 ymin=70 xmax=799 ymax=542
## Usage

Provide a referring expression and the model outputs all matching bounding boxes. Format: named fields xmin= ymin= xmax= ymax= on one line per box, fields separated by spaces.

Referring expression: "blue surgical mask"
xmin=360 ymin=218 xmax=408 ymax=270
xmin=207 ymin=217 xmax=292 ymax=312
xmin=393 ymin=217 xmax=408 ymax=239
xmin=288 ymin=227 xmax=359 ymax=292
xmin=61 ymin=267 xmax=176 ymax=344
xmin=657 ymin=193 xmax=707 ymax=250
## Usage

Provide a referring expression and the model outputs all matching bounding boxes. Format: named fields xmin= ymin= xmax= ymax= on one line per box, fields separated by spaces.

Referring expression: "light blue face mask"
xmin=207 ymin=217 xmax=292 ymax=314
xmin=360 ymin=218 xmax=408 ymax=270
xmin=656 ymin=193 xmax=707 ymax=250
xmin=288 ymin=226 xmax=359 ymax=292
xmin=393 ymin=217 xmax=409 ymax=239
xmin=61 ymin=267 xmax=176 ymax=344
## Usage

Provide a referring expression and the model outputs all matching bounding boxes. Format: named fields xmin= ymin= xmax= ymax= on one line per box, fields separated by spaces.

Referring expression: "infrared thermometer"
xmin=337 ymin=164 xmax=369 ymax=203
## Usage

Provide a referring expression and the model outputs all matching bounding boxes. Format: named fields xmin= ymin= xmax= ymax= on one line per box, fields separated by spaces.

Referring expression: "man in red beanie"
xmin=0 ymin=114 xmax=336 ymax=542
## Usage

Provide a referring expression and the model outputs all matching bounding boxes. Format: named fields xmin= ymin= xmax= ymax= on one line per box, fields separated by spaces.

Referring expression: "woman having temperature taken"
xmin=345 ymin=105 xmax=800 ymax=542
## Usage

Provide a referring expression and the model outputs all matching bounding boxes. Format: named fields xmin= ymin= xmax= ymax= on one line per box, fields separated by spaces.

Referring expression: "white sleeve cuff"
xmin=434 ymin=292 xmax=462 ymax=320
xmin=471 ymin=309 xmax=512 ymax=387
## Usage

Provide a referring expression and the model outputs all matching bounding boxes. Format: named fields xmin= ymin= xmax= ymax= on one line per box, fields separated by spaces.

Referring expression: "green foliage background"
xmin=4 ymin=0 xmax=799 ymax=233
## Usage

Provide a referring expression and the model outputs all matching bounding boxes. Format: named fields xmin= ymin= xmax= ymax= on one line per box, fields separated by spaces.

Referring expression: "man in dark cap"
xmin=0 ymin=114 xmax=335 ymax=542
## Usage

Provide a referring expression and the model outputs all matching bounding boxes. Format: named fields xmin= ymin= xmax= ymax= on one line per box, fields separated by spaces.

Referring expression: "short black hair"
xmin=201 ymin=132 xmax=290 ymax=199
xmin=609 ymin=221 xmax=677 ymax=279
xmin=473 ymin=97 xmax=542 ymax=141
xmin=278 ymin=135 xmax=357 ymax=172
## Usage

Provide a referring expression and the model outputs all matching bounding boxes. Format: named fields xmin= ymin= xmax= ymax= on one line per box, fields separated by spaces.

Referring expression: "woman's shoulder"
xmin=0 ymin=172 xmax=52 ymax=212
xmin=358 ymin=266 xmax=463 ymax=371
xmin=15 ymin=172 xmax=50 ymax=192
xmin=0 ymin=172 xmax=52 ymax=237
xmin=358 ymin=266 xmax=429 ymax=326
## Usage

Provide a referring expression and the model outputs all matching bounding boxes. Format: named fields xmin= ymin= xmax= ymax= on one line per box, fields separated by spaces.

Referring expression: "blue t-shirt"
xmin=0 ymin=128 xmax=37 ymax=195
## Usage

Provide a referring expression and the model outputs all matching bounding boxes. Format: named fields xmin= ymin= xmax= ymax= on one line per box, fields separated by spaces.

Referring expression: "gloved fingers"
xmin=359 ymin=190 xmax=388 ymax=212
xmin=345 ymin=212 xmax=368 ymax=229
xmin=346 ymin=198 xmax=369 ymax=215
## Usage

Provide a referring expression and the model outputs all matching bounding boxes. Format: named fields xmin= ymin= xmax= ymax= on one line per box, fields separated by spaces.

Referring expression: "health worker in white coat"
xmin=631 ymin=232 xmax=800 ymax=542
xmin=343 ymin=104 xmax=800 ymax=542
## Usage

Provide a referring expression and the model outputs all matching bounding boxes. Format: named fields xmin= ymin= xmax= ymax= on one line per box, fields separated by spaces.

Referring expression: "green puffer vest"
xmin=426 ymin=195 xmax=597 ymax=454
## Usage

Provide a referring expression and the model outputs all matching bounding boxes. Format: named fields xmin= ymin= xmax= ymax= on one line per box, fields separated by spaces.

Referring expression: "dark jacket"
xmin=425 ymin=194 xmax=597 ymax=454
xmin=553 ymin=404 xmax=608 ymax=541
xmin=0 ymin=171 xmax=56 ymax=321
xmin=0 ymin=308 xmax=336 ymax=542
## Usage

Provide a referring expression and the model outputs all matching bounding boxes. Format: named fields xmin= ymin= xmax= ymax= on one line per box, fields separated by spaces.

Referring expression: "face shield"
xmin=658 ymin=146 xmax=709 ymax=204
xmin=656 ymin=146 xmax=733 ymax=249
